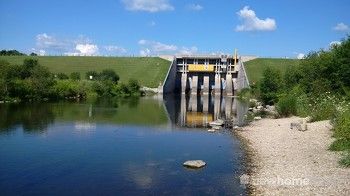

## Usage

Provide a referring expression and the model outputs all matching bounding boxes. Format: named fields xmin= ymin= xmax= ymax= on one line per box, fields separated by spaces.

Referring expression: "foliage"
xmin=259 ymin=66 xmax=283 ymax=105
xmin=0 ymin=50 xmax=26 ymax=56
xmin=56 ymin=73 xmax=69 ymax=80
xmin=85 ymin=71 xmax=99 ymax=80
xmin=276 ymin=93 xmax=297 ymax=117
xmin=0 ymin=59 xmax=142 ymax=102
xmin=99 ymin=69 xmax=119 ymax=83
xmin=0 ymin=56 xmax=169 ymax=88
xmin=70 ymin=72 xmax=80 ymax=81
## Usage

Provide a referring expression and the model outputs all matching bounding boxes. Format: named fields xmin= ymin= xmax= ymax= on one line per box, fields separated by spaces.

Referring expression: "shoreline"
xmin=236 ymin=116 xmax=350 ymax=195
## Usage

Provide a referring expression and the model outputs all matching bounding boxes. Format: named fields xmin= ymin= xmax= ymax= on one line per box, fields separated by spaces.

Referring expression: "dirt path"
xmin=237 ymin=117 xmax=350 ymax=195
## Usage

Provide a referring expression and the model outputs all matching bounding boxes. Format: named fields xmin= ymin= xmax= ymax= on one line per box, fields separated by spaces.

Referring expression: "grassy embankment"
xmin=0 ymin=56 xmax=171 ymax=88
xmin=244 ymin=58 xmax=300 ymax=84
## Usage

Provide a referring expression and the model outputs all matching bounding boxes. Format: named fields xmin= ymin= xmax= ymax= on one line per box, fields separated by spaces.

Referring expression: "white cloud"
xmin=31 ymin=48 xmax=46 ymax=56
xmin=76 ymin=44 xmax=99 ymax=56
xmin=138 ymin=39 xmax=177 ymax=52
xmin=122 ymin=0 xmax=174 ymax=12
xmin=177 ymin=46 xmax=198 ymax=55
xmin=329 ymin=41 xmax=341 ymax=48
xmin=140 ymin=48 xmax=151 ymax=56
xmin=36 ymin=33 xmax=67 ymax=49
xmin=333 ymin=23 xmax=349 ymax=31
xmin=296 ymin=53 xmax=305 ymax=59
xmin=235 ymin=6 xmax=276 ymax=32
xmin=104 ymin=45 xmax=127 ymax=53
xmin=187 ymin=4 xmax=203 ymax=11
xmin=138 ymin=39 xmax=197 ymax=56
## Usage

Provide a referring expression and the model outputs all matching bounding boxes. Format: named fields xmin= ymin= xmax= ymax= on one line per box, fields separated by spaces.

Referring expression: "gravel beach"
xmin=238 ymin=117 xmax=350 ymax=195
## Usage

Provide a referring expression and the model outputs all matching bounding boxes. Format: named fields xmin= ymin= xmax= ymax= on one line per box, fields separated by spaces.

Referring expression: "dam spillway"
xmin=162 ymin=54 xmax=250 ymax=95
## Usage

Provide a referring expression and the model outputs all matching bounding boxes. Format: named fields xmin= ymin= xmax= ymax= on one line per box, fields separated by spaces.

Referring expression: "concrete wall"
xmin=235 ymin=59 xmax=250 ymax=91
xmin=162 ymin=58 xmax=177 ymax=94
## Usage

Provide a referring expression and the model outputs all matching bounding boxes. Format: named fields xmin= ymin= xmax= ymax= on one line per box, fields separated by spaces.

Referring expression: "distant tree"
xmin=85 ymin=71 xmax=99 ymax=80
xmin=70 ymin=72 xmax=81 ymax=80
xmin=99 ymin=69 xmax=119 ymax=83
xmin=0 ymin=49 xmax=26 ymax=56
xmin=30 ymin=52 xmax=38 ymax=56
xmin=57 ymin=73 xmax=69 ymax=80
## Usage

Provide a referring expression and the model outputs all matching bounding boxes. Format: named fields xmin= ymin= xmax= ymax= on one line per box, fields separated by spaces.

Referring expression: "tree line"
xmin=0 ymin=58 xmax=141 ymax=101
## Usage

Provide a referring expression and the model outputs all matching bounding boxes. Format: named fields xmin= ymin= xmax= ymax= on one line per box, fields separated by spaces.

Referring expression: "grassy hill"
xmin=244 ymin=58 xmax=300 ymax=84
xmin=0 ymin=56 xmax=171 ymax=88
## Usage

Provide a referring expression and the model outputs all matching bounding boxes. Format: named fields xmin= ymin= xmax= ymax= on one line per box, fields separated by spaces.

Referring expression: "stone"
xmin=248 ymin=107 xmax=253 ymax=111
xmin=256 ymin=106 xmax=263 ymax=110
xmin=183 ymin=160 xmax=206 ymax=168
xmin=209 ymin=119 xmax=224 ymax=126
xmin=305 ymin=116 xmax=312 ymax=123
xmin=212 ymin=126 xmax=221 ymax=130
xmin=208 ymin=129 xmax=216 ymax=132
xmin=254 ymin=116 xmax=262 ymax=120
xmin=0 ymin=101 xmax=4 ymax=104
xmin=301 ymin=118 xmax=307 ymax=131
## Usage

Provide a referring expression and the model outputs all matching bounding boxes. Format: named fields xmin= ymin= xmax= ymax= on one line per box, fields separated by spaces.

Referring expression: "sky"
xmin=0 ymin=0 xmax=349 ymax=58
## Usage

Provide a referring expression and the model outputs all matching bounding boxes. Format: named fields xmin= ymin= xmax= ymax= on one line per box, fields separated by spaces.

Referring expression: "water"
xmin=0 ymin=96 xmax=248 ymax=195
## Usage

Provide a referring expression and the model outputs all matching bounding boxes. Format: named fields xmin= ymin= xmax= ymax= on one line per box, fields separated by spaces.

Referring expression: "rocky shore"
xmin=237 ymin=117 xmax=350 ymax=195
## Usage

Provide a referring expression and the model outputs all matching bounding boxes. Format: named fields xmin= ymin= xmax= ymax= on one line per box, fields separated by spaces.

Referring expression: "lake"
xmin=0 ymin=95 xmax=248 ymax=195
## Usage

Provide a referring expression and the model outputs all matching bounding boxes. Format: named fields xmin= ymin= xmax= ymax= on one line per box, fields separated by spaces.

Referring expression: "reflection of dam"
xmin=163 ymin=95 xmax=248 ymax=128
xmin=162 ymin=52 xmax=250 ymax=95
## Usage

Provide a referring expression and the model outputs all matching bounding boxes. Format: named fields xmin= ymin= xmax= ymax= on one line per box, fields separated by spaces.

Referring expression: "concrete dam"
xmin=162 ymin=52 xmax=250 ymax=95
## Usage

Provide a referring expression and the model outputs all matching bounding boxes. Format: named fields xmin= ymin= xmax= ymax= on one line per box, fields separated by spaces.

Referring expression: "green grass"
xmin=244 ymin=58 xmax=300 ymax=84
xmin=0 ymin=56 xmax=171 ymax=88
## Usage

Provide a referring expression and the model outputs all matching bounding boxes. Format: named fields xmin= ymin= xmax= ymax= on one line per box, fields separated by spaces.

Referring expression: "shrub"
xmin=277 ymin=94 xmax=297 ymax=117
xmin=57 ymin=73 xmax=69 ymax=80
xmin=127 ymin=79 xmax=140 ymax=95
xmin=99 ymin=69 xmax=119 ymax=83
xmin=70 ymin=72 xmax=80 ymax=80
xmin=259 ymin=67 xmax=283 ymax=105
xmin=85 ymin=71 xmax=99 ymax=80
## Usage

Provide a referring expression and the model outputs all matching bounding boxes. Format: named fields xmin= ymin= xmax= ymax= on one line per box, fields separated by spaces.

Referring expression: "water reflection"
xmin=164 ymin=94 xmax=248 ymax=128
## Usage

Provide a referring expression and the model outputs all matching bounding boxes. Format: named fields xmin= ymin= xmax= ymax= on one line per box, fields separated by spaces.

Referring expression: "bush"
xmin=70 ymin=72 xmax=80 ymax=80
xmin=99 ymin=69 xmax=119 ymax=83
xmin=57 ymin=73 xmax=69 ymax=80
xmin=85 ymin=71 xmax=99 ymax=80
xmin=127 ymin=79 xmax=140 ymax=95
xmin=277 ymin=94 xmax=297 ymax=117
xmin=259 ymin=67 xmax=283 ymax=105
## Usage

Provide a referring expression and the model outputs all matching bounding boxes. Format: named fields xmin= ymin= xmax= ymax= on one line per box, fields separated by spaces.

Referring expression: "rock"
xmin=305 ymin=116 xmax=312 ymax=123
xmin=256 ymin=106 xmax=263 ymax=110
xmin=254 ymin=116 xmax=262 ymax=120
xmin=183 ymin=160 xmax=206 ymax=168
xmin=212 ymin=126 xmax=221 ymax=130
xmin=209 ymin=119 xmax=224 ymax=126
xmin=252 ymin=108 xmax=259 ymax=113
xmin=208 ymin=129 xmax=216 ymax=132
xmin=248 ymin=107 xmax=253 ymax=112
xmin=0 ymin=101 xmax=4 ymax=104
xmin=301 ymin=118 xmax=307 ymax=131
xmin=233 ymin=126 xmax=242 ymax=131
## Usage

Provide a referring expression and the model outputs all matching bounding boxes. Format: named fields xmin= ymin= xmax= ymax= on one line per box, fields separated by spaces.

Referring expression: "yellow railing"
xmin=188 ymin=64 xmax=215 ymax=72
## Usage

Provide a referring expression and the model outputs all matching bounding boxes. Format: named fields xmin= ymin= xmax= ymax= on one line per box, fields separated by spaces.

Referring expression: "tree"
xmin=99 ymin=69 xmax=119 ymax=83
xmin=127 ymin=79 xmax=140 ymax=95
xmin=30 ymin=52 xmax=38 ymax=56
xmin=85 ymin=71 xmax=99 ymax=80
xmin=70 ymin=72 xmax=81 ymax=80
xmin=259 ymin=67 xmax=283 ymax=105
xmin=57 ymin=73 xmax=69 ymax=80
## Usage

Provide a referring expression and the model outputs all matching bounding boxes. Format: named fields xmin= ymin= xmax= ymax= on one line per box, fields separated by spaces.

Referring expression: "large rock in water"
xmin=183 ymin=160 xmax=206 ymax=168
xmin=209 ymin=119 xmax=224 ymax=126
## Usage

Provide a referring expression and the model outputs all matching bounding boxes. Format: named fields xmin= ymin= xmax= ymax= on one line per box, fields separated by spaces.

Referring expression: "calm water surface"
xmin=0 ymin=96 xmax=248 ymax=195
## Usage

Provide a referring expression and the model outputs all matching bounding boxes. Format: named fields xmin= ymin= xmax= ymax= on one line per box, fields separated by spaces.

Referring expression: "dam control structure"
xmin=162 ymin=51 xmax=250 ymax=95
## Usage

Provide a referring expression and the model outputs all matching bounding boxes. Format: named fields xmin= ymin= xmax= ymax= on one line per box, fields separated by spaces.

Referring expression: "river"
xmin=0 ymin=95 xmax=248 ymax=195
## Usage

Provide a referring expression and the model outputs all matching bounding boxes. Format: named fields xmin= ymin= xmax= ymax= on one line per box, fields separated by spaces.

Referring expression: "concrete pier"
xmin=191 ymin=76 xmax=198 ymax=95
xmin=181 ymin=73 xmax=187 ymax=94
xmin=214 ymin=74 xmax=221 ymax=95
xmin=202 ymin=94 xmax=209 ymax=113
xmin=225 ymin=74 xmax=233 ymax=96
xmin=203 ymin=76 xmax=209 ymax=95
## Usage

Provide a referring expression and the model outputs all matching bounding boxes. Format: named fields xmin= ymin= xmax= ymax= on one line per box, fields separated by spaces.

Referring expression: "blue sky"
xmin=0 ymin=0 xmax=349 ymax=58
